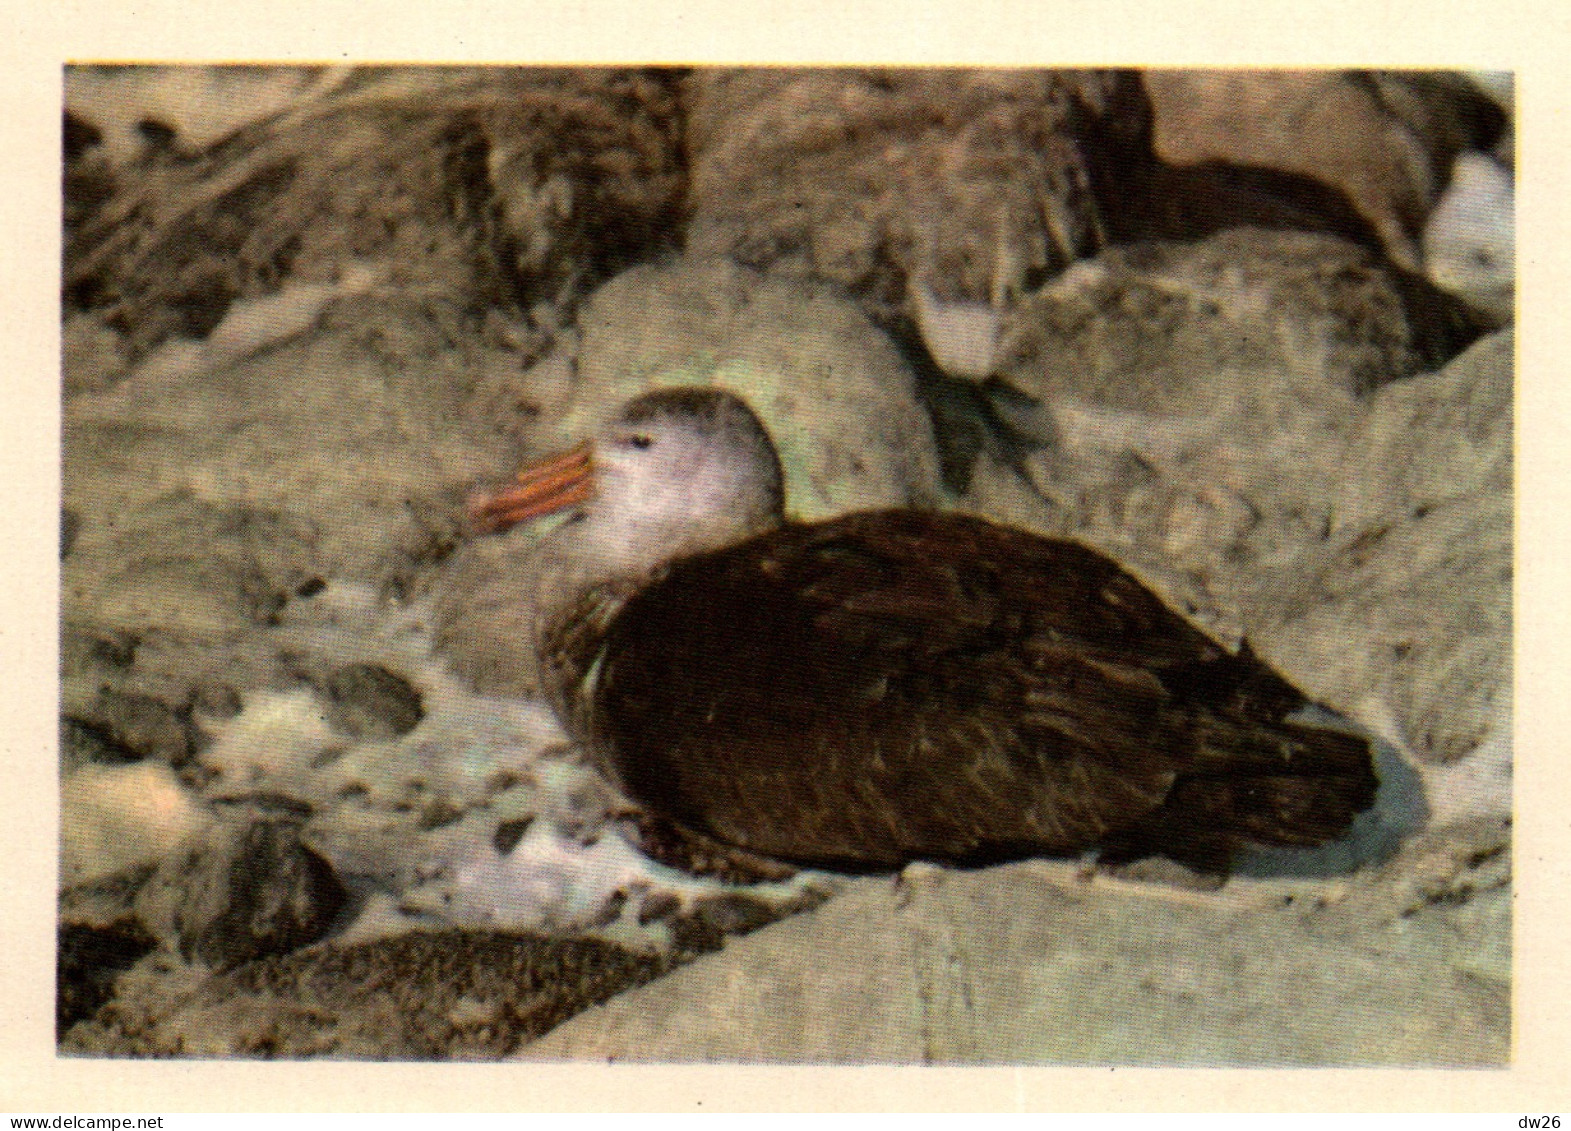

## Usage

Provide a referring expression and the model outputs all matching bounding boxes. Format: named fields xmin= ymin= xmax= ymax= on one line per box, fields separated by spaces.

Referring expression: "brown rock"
xmin=684 ymin=68 xmax=1111 ymax=319
xmin=318 ymin=663 xmax=424 ymax=740
xmin=63 ymin=929 xmax=668 ymax=1059
xmin=133 ymin=798 xmax=348 ymax=970
xmin=57 ymin=923 xmax=157 ymax=1039
xmin=64 ymin=67 xmax=686 ymax=364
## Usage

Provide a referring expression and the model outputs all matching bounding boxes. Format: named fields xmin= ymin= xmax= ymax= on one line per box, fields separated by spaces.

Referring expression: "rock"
xmin=61 ymin=489 xmax=325 ymax=640
xmin=1338 ymin=326 xmax=1508 ymax=512
xmin=192 ymin=681 xmax=245 ymax=720
xmin=64 ymin=67 xmax=685 ymax=363
xmin=518 ymin=840 xmax=1508 ymax=1065
xmin=1423 ymin=152 xmax=1514 ymax=325
xmin=684 ymin=68 xmax=1111 ymax=322
xmin=566 ymin=257 xmax=945 ymax=518
xmin=1253 ymin=331 xmax=1512 ymax=765
xmin=428 ymin=537 xmax=588 ymax=699
xmin=63 ymin=688 xmax=198 ymax=767
xmin=57 ymin=923 xmax=157 ymax=1039
xmin=62 ymin=929 xmax=669 ymax=1058
xmin=59 ymin=864 xmax=158 ymax=932
xmin=61 ymin=312 xmax=133 ymax=397
xmin=666 ymin=892 xmax=797 ymax=957
xmin=1365 ymin=70 xmax=1513 ymax=173
xmin=60 ymin=761 xmax=212 ymax=888
xmin=1330 ymin=328 xmax=1511 ymax=530
xmin=1465 ymin=72 xmax=1514 ymax=167
xmin=1080 ymin=72 xmax=1394 ymax=262
xmin=517 ymin=876 xmax=926 ymax=1062
xmin=319 ymin=663 xmax=424 ymax=740
xmin=1258 ymin=495 xmax=1510 ymax=768
xmin=60 ymin=305 xmax=520 ymax=636
xmin=1141 ymin=70 xmax=1506 ymax=271
xmin=133 ymin=798 xmax=348 ymax=970
xmin=60 ymin=718 xmax=142 ymax=773
xmin=63 ymin=65 xmax=348 ymax=167
xmin=996 ymin=228 xmax=1480 ymax=414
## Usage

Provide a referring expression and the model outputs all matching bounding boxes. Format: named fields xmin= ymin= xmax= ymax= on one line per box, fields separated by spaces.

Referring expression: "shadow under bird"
xmin=465 ymin=387 xmax=1377 ymax=875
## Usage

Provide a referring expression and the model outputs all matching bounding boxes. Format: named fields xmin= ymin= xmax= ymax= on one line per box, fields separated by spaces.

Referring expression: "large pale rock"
xmin=1255 ymin=331 xmax=1513 ymax=767
xmin=520 ymin=822 xmax=1509 ymax=1065
xmin=60 ymin=294 xmax=524 ymax=655
xmin=973 ymin=233 xmax=1507 ymax=771
xmin=563 ymin=257 xmax=945 ymax=519
xmin=60 ymin=762 xmax=212 ymax=888
xmin=525 ymin=876 xmax=926 ymax=1062
xmin=996 ymin=228 xmax=1478 ymax=412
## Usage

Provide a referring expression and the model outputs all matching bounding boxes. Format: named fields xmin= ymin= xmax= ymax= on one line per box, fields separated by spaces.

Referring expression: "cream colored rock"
xmin=552 ymin=257 xmax=945 ymax=520
xmin=60 ymin=762 xmax=212 ymax=887
xmin=1424 ymin=153 xmax=1514 ymax=325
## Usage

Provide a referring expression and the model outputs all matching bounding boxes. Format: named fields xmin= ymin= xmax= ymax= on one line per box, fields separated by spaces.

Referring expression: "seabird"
xmin=465 ymin=387 xmax=1377 ymax=874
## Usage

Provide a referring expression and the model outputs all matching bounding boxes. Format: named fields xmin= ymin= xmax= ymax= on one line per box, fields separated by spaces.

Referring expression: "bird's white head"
xmin=469 ymin=387 xmax=786 ymax=572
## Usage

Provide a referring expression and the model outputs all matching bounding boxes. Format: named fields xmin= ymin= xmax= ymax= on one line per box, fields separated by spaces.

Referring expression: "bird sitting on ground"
xmin=463 ymin=386 xmax=1378 ymax=876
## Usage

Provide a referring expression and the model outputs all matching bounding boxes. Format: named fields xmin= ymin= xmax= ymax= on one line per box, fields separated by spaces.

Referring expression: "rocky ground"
xmin=57 ymin=65 xmax=1512 ymax=1063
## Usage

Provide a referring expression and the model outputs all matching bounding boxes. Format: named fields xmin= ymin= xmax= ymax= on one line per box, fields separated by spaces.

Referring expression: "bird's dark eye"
xmin=627 ymin=433 xmax=654 ymax=449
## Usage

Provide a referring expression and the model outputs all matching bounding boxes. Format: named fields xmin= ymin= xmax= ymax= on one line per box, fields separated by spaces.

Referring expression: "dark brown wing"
xmin=586 ymin=510 xmax=1263 ymax=870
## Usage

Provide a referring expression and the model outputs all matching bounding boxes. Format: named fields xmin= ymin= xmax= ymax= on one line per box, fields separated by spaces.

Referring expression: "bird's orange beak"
xmin=466 ymin=441 xmax=595 ymax=534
